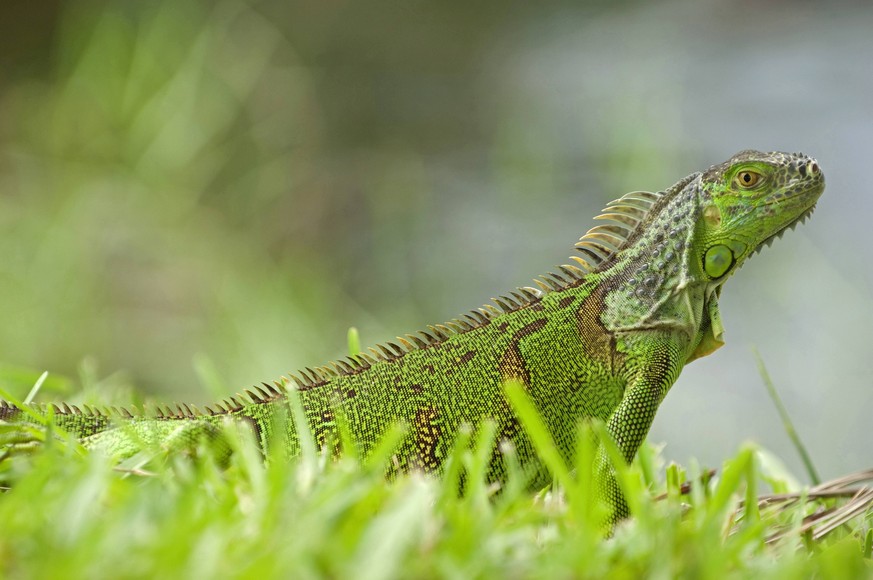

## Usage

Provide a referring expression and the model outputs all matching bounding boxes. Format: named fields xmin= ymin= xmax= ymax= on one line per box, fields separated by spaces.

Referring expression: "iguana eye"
xmin=734 ymin=171 xmax=762 ymax=189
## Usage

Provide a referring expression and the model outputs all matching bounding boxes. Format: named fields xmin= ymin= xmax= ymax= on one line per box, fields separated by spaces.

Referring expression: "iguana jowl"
xmin=0 ymin=150 xmax=825 ymax=521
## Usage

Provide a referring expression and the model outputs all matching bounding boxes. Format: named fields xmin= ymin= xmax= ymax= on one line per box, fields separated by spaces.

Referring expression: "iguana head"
xmin=695 ymin=150 xmax=825 ymax=282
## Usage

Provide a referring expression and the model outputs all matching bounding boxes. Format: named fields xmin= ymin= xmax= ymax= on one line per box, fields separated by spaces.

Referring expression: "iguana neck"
xmin=584 ymin=172 xmax=722 ymax=362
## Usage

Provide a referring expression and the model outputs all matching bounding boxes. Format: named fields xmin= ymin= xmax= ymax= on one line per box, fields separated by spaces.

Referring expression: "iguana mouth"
xmin=750 ymin=204 xmax=817 ymax=256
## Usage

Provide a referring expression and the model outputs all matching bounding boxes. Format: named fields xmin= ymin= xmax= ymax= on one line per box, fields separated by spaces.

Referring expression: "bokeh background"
xmin=1 ymin=0 xmax=870 ymax=479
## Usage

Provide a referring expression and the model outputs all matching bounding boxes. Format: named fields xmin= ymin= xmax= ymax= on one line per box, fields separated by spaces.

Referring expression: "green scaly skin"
xmin=0 ymin=150 xmax=825 ymax=522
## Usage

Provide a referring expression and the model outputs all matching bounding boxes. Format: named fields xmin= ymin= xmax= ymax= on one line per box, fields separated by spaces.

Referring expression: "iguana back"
xmin=0 ymin=150 xmax=825 ymax=521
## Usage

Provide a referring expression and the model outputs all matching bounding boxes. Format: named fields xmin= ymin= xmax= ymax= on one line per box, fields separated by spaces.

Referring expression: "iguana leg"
xmin=596 ymin=337 xmax=684 ymax=523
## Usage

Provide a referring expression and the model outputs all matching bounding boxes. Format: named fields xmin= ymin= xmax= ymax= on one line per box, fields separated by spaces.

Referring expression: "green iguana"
xmin=0 ymin=150 xmax=824 ymax=522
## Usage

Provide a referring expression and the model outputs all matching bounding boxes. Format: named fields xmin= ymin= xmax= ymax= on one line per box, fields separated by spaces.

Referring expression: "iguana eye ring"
xmin=735 ymin=171 xmax=762 ymax=189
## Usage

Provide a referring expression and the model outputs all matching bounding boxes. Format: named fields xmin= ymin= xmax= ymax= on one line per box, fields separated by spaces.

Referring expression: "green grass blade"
xmin=347 ymin=327 xmax=361 ymax=356
xmin=753 ymin=348 xmax=821 ymax=485
xmin=502 ymin=380 xmax=574 ymax=493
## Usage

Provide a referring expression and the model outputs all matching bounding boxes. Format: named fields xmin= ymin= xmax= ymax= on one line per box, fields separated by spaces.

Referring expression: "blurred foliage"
xmin=1 ymin=1 xmax=363 ymax=397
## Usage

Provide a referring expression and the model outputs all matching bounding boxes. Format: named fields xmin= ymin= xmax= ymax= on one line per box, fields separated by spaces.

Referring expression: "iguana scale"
xmin=0 ymin=150 xmax=825 ymax=521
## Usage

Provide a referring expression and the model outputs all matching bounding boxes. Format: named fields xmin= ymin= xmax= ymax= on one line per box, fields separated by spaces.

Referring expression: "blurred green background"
xmin=0 ymin=0 xmax=870 ymax=478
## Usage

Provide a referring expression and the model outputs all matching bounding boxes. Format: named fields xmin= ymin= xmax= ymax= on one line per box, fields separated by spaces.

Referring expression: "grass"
xmin=0 ymin=372 xmax=871 ymax=579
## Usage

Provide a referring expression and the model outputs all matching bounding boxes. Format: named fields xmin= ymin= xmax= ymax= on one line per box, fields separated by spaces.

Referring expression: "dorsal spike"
xmin=570 ymin=256 xmax=595 ymax=270
xmin=576 ymin=246 xmax=609 ymax=265
xmin=538 ymin=276 xmax=562 ymax=292
xmin=602 ymin=204 xmax=648 ymax=220
xmin=626 ymin=190 xmax=662 ymax=202
xmin=510 ymin=291 xmax=527 ymax=304
xmin=584 ymin=223 xmax=631 ymax=240
xmin=335 ymin=359 xmax=354 ymax=373
xmin=397 ymin=335 xmax=420 ymax=349
xmin=607 ymin=190 xmax=662 ymax=204
xmin=548 ymin=270 xmax=569 ymax=284
xmin=506 ymin=294 xmax=522 ymax=307
xmin=432 ymin=325 xmax=452 ymax=340
xmin=466 ymin=311 xmax=485 ymax=324
xmin=518 ymin=286 xmax=542 ymax=300
xmin=415 ymin=330 xmax=436 ymax=345
xmin=445 ymin=321 xmax=464 ymax=333
xmin=558 ymin=265 xmax=583 ymax=280
xmin=492 ymin=297 xmax=513 ymax=313
xmin=534 ymin=278 xmax=552 ymax=293
xmin=577 ymin=239 xmax=617 ymax=256
xmin=594 ymin=212 xmax=640 ymax=228
xmin=483 ymin=305 xmax=501 ymax=317
xmin=606 ymin=191 xmax=657 ymax=206
xmin=606 ymin=197 xmax=652 ymax=210
xmin=574 ymin=242 xmax=610 ymax=261
xmin=582 ymin=231 xmax=625 ymax=249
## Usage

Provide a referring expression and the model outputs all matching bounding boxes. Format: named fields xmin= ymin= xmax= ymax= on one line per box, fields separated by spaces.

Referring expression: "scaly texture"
xmin=0 ymin=150 xmax=825 ymax=522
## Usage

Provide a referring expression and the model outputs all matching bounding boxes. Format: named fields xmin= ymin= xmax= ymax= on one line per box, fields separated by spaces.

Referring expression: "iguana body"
xmin=0 ymin=150 xmax=825 ymax=521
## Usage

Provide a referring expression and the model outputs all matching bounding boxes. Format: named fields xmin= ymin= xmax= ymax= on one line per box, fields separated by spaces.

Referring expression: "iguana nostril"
xmin=810 ymin=161 xmax=820 ymax=175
